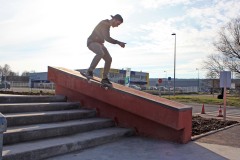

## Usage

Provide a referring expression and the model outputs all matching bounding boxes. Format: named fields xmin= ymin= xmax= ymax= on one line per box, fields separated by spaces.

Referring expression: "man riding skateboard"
xmin=85 ymin=14 xmax=126 ymax=85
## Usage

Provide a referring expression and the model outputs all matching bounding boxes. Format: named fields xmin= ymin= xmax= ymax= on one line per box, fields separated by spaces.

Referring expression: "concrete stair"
xmin=1 ymin=95 xmax=134 ymax=160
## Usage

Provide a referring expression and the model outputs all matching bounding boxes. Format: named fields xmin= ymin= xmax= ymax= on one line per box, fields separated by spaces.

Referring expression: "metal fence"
xmin=0 ymin=82 xmax=55 ymax=93
xmin=9 ymin=82 xmax=29 ymax=88
xmin=158 ymin=86 xmax=198 ymax=93
xmin=9 ymin=82 xmax=55 ymax=89
xmin=180 ymin=86 xmax=198 ymax=93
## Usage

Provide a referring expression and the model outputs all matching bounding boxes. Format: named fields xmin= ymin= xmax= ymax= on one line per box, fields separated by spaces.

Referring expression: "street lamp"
xmin=229 ymin=57 xmax=234 ymax=80
xmin=172 ymin=33 xmax=176 ymax=96
xmin=164 ymin=70 xmax=167 ymax=88
xmin=196 ymin=68 xmax=199 ymax=93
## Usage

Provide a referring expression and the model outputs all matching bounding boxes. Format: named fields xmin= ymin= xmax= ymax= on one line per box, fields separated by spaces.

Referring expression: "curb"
xmin=191 ymin=122 xmax=240 ymax=141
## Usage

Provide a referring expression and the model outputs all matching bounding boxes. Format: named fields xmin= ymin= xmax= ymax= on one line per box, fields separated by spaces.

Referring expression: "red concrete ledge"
xmin=48 ymin=66 xmax=192 ymax=143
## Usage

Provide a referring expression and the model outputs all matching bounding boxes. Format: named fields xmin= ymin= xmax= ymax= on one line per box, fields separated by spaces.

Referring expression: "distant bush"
xmin=0 ymin=90 xmax=54 ymax=95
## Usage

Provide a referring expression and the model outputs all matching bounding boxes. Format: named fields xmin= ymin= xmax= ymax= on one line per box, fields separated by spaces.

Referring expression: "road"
xmin=189 ymin=103 xmax=240 ymax=122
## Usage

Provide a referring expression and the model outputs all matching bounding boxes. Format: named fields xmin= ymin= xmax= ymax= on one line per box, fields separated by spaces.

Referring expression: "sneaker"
xmin=101 ymin=78 xmax=112 ymax=85
xmin=86 ymin=70 xmax=93 ymax=79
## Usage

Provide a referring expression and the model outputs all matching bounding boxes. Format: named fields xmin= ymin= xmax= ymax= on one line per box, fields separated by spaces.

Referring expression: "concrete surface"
xmin=196 ymin=124 xmax=240 ymax=148
xmin=194 ymin=125 xmax=240 ymax=160
xmin=3 ymin=127 xmax=134 ymax=160
xmin=46 ymin=135 xmax=239 ymax=160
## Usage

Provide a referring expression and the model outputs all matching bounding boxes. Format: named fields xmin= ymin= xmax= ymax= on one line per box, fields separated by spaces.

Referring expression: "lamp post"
xmin=196 ymin=68 xmax=199 ymax=93
xmin=164 ymin=70 xmax=167 ymax=88
xmin=229 ymin=57 xmax=234 ymax=80
xmin=172 ymin=33 xmax=176 ymax=96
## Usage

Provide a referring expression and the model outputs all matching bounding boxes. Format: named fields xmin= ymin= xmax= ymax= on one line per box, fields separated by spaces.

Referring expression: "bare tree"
xmin=213 ymin=17 xmax=240 ymax=76
xmin=0 ymin=64 xmax=12 ymax=76
xmin=202 ymin=53 xmax=226 ymax=78
xmin=21 ymin=71 xmax=31 ymax=76
xmin=203 ymin=17 xmax=240 ymax=78
xmin=9 ymin=71 xmax=18 ymax=76
xmin=0 ymin=64 xmax=13 ymax=83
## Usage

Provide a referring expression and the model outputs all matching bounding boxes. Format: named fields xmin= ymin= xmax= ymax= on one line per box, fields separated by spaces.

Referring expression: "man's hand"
xmin=118 ymin=41 xmax=126 ymax=48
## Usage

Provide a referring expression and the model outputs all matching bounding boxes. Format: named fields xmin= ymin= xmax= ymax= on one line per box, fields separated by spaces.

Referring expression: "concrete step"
xmin=0 ymin=102 xmax=81 ymax=113
xmin=0 ymin=95 xmax=67 ymax=103
xmin=5 ymin=109 xmax=96 ymax=127
xmin=2 ymin=127 xmax=135 ymax=160
xmin=4 ymin=118 xmax=115 ymax=145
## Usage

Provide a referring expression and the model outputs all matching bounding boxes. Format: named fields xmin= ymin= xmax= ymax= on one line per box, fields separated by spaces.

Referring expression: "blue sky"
xmin=0 ymin=0 xmax=240 ymax=78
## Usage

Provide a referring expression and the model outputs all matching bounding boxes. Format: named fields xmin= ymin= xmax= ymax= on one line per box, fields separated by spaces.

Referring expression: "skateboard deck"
xmin=79 ymin=71 xmax=112 ymax=90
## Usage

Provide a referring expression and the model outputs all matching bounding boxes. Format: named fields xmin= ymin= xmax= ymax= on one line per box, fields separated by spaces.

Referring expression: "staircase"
xmin=0 ymin=95 xmax=134 ymax=160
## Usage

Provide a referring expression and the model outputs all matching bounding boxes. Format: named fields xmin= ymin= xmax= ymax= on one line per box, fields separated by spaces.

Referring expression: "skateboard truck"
xmin=100 ymin=83 xmax=112 ymax=90
xmin=80 ymin=71 xmax=112 ymax=90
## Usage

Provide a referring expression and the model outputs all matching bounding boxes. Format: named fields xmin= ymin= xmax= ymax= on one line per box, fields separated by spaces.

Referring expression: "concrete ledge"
xmin=48 ymin=66 xmax=192 ymax=143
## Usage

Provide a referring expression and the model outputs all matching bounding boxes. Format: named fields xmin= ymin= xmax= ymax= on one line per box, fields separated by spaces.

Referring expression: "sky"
xmin=0 ymin=0 xmax=240 ymax=78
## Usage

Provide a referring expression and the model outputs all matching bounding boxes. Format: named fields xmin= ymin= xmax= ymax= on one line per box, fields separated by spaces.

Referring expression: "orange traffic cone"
xmin=217 ymin=105 xmax=223 ymax=117
xmin=201 ymin=104 xmax=206 ymax=114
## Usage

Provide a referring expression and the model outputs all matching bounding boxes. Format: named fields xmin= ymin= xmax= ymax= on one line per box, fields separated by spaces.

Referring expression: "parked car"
xmin=140 ymin=86 xmax=147 ymax=90
xmin=158 ymin=86 xmax=168 ymax=91
xmin=149 ymin=86 xmax=158 ymax=90
xmin=129 ymin=85 xmax=141 ymax=90
xmin=0 ymin=81 xmax=11 ymax=89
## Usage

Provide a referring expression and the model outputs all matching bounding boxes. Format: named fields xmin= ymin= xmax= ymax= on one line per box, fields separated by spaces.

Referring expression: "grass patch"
xmin=162 ymin=95 xmax=240 ymax=107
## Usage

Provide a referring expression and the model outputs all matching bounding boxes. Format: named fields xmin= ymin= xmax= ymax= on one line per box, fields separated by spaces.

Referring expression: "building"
xmin=29 ymin=72 xmax=53 ymax=89
xmin=27 ymin=68 xmax=149 ymax=89
xmin=26 ymin=70 xmax=240 ymax=93
xmin=149 ymin=78 xmax=240 ymax=93
xmin=78 ymin=68 xmax=150 ymax=86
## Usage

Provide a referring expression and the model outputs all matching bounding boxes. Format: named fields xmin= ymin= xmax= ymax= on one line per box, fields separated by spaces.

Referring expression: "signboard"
xmin=219 ymin=71 xmax=231 ymax=121
xmin=125 ymin=68 xmax=131 ymax=87
xmin=158 ymin=79 xmax=162 ymax=84
xmin=29 ymin=72 xmax=48 ymax=81
xmin=109 ymin=69 xmax=119 ymax=74
xmin=220 ymin=71 xmax=231 ymax=88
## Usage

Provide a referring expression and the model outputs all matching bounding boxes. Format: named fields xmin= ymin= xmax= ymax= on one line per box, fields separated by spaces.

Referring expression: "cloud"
xmin=139 ymin=0 xmax=191 ymax=9
xmin=120 ymin=0 xmax=240 ymax=78
xmin=0 ymin=0 xmax=240 ymax=78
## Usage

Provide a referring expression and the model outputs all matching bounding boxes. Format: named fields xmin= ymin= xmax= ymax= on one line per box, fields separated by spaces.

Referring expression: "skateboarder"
xmin=85 ymin=14 xmax=126 ymax=85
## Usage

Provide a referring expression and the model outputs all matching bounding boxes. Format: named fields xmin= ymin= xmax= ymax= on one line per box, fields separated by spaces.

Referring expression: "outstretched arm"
xmin=117 ymin=41 xmax=126 ymax=48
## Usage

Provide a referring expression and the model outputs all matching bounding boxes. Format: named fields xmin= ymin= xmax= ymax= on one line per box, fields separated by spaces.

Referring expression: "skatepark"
xmin=1 ymin=0 xmax=240 ymax=159
xmin=0 ymin=66 xmax=239 ymax=160
xmin=47 ymin=67 xmax=240 ymax=160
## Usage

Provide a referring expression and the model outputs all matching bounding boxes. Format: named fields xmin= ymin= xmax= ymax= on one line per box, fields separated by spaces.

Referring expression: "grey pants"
xmin=88 ymin=42 xmax=112 ymax=79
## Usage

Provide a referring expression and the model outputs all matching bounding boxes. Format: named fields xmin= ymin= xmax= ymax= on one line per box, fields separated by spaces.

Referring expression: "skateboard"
xmin=80 ymin=71 xmax=112 ymax=90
